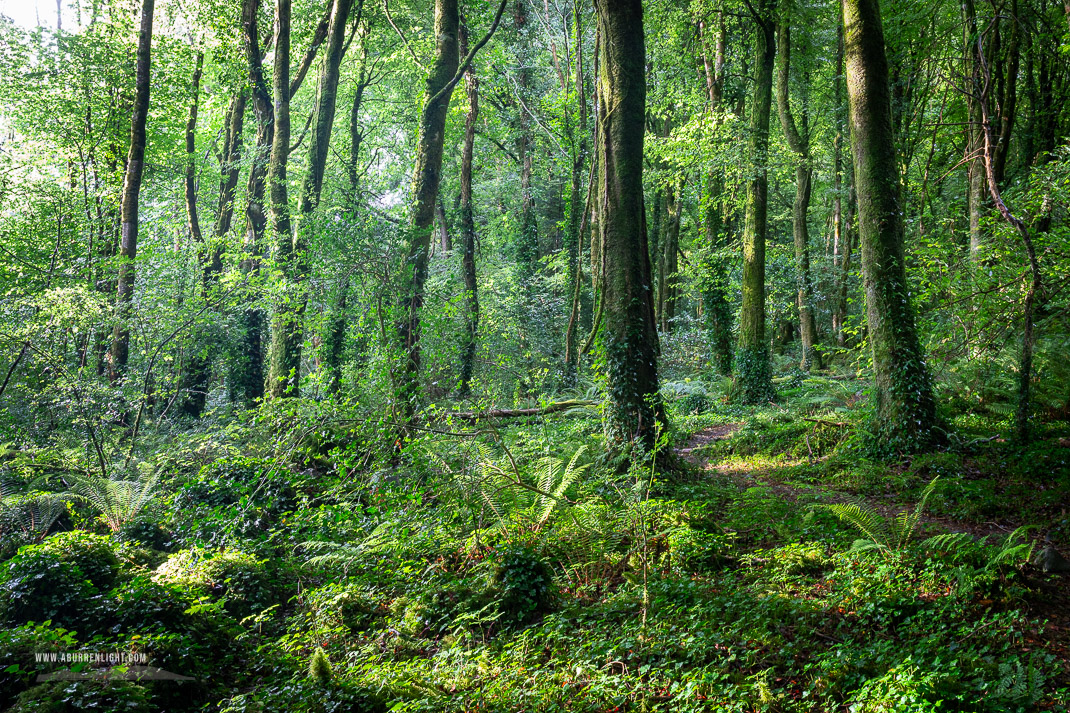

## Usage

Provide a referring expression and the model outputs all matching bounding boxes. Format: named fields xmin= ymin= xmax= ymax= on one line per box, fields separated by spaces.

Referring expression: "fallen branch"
xmin=444 ymin=399 xmax=597 ymax=422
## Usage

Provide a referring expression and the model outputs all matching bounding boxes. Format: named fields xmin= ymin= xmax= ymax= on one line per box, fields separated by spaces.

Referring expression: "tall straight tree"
xmin=295 ymin=0 xmax=357 ymax=394
xmin=776 ymin=14 xmax=821 ymax=371
xmin=842 ymin=0 xmax=939 ymax=451
xmin=396 ymin=0 xmax=461 ymax=416
xmin=239 ymin=0 xmax=274 ymax=406
xmin=736 ymin=0 xmax=776 ymax=403
xmin=699 ymin=12 xmax=733 ymax=375
xmin=458 ymin=20 xmax=480 ymax=398
xmin=593 ymin=0 xmax=663 ymax=451
xmin=265 ymin=0 xmax=298 ymax=398
xmin=108 ymin=0 xmax=153 ymax=382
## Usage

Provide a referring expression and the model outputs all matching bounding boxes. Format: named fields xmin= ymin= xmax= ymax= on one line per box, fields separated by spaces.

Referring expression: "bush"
xmin=118 ymin=518 xmax=174 ymax=551
xmin=154 ymin=548 xmax=281 ymax=619
xmin=0 ymin=547 xmax=97 ymax=628
xmin=38 ymin=531 xmax=119 ymax=591
xmin=293 ymin=582 xmax=387 ymax=634
xmin=8 ymin=681 xmax=152 ymax=713
xmin=489 ymin=545 xmax=556 ymax=626
xmin=0 ymin=622 xmax=77 ymax=708
xmin=218 ymin=680 xmax=386 ymax=713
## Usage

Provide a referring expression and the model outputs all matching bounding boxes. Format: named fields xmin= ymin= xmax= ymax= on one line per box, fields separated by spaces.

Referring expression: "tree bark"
xmin=736 ymin=0 xmax=776 ymax=404
xmin=238 ymin=0 xmax=274 ymax=407
xmin=593 ymin=0 xmax=664 ymax=451
xmin=396 ymin=0 xmax=460 ymax=417
xmin=108 ymin=0 xmax=153 ymax=383
xmin=514 ymin=0 xmax=538 ymax=280
xmin=177 ymin=50 xmax=211 ymax=417
xmin=265 ymin=0 xmax=298 ymax=399
xmin=776 ymin=18 xmax=821 ymax=371
xmin=294 ymin=0 xmax=356 ymax=395
xmin=458 ymin=20 xmax=480 ymax=398
xmin=700 ymin=14 xmax=732 ymax=375
xmin=843 ymin=0 xmax=939 ymax=451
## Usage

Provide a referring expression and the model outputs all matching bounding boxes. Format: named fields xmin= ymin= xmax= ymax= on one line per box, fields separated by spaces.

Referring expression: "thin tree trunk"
xmin=564 ymin=3 xmax=589 ymax=384
xmin=265 ymin=0 xmax=298 ymax=398
xmin=238 ymin=0 xmax=274 ymax=407
xmin=700 ymin=13 xmax=732 ymax=375
xmin=736 ymin=0 xmax=776 ymax=404
xmin=843 ymin=0 xmax=939 ymax=451
xmin=776 ymin=18 xmax=821 ymax=371
xmin=108 ymin=0 xmax=153 ymax=383
xmin=396 ymin=0 xmax=460 ymax=417
xmin=977 ymin=21 xmax=1041 ymax=443
xmin=293 ymin=0 xmax=356 ymax=395
xmin=458 ymin=20 xmax=480 ymax=397
xmin=658 ymin=184 xmax=680 ymax=334
xmin=593 ymin=0 xmax=664 ymax=451
xmin=177 ymin=50 xmax=211 ymax=417
xmin=515 ymin=0 xmax=538 ymax=280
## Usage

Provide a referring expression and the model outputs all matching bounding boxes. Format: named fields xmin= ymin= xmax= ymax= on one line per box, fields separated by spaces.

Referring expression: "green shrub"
xmin=0 ymin=622 xmax=77 ymax=708
xmin=295 ymin=582 xmax=387 ymax=634
xmin=0 ymin=547 xmax=97 ymax=628
xmin=217 ymin=680 xmax=386 ymax=713
xmin=9 ymin=682 xmax=152 ymax=713
xmin=489 ymin=545 xmax=556 ymax=626
xmin=154 ymin=547 xmax=280 ymax=619
xmin=38 ymin=531 xmax=119 ymax=591
xmin=118 ymin=518 xmax=174 ymax=550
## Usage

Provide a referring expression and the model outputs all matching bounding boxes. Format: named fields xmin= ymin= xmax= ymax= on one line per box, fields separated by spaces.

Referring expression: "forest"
xmin=0 ymin=0 xmax=1068 ymax=709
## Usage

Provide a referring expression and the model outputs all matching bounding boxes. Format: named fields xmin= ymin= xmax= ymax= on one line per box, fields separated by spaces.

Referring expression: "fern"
xmin=822 ymin=477 xmax=940 ymax=557
xmin=70 ymin=467 xmax=160 ymax=532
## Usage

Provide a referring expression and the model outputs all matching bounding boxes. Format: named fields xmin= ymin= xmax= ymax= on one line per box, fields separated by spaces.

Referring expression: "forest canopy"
xmin=0 ymin=0 xmax=1068 ymax=710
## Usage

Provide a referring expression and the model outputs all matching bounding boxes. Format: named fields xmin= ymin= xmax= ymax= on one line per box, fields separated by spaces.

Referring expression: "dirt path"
xmin=677 ymin=423 xmax=1070 ymax=688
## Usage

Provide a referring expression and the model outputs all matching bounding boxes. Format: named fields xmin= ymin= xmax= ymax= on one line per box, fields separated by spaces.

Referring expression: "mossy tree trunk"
xmin=735 ymin=0 xmax=776 ymax=404
xmin=295 ymin=0 xmax=357 ymax=395
xmin=108 ymin=0 xmax=153 ymax=383
xmin=563 ymin=2 xmax=589 ymax=385
xmin=396 ymin=0 xmax=460 ymax=417
xmin=458 ymin=21 xmax=480 ymax=398
xmin=776 ymin=17 xmax=821 ymax=372
xmin=238 ymin=0 xmax=274 ymax=407
xmin=843 ymin=0 xmax=939 ymax=451
xmin=594 ymin=0 xmax=664 ymax=451
xmin=700 ymin=13 xmax=732 ymax=376
xmin=265 ymin=0 xmax=299 ymax=398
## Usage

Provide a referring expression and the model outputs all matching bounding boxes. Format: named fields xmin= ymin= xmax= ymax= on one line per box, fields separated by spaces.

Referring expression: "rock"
xmin=1033 ymin=546 xmax=1070 ymax=573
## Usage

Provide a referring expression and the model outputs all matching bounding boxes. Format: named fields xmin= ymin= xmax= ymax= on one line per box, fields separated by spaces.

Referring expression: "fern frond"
xmin=824 ymin=501 xmax=891 ymax=549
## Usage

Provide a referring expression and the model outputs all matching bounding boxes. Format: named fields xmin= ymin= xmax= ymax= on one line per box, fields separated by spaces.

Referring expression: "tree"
xmin=776 ymin=11 xmax=821 ymax=372
xmin=593 ymin=0 xmax=664 ymax=451
xmin=458 ymin=20 xmax=480 ymax=398
xmin=108 ymin=0 xmax=153 ymax=383
xmin=736 ymin=0 xmax=776 ymax=404
xmin=842 ymin=0 xmax=939 ymax=451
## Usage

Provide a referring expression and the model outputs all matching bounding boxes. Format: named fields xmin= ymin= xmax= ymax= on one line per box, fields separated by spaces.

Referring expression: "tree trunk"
xmin=658 ymin=184 xmax=680 ymax=334
xmin=700 ymin=14 xmax=732 ymax=375
xmin=736 ymin=1 xmax=776 ymax=404
xmin=177 ymin=50 xmax=212 ymax=417
xmin=293 ymin=0 xmax=356 ymax=395
xmin=238 ymin=0 xmax=274 ymax=407
xmin=962 ymin=0 xmax=985 ymax=263
xmin=396 ymin=0 xmax=460 ymax=417
xmin=843 ymin=0 xmax=939 ymax=451
xmin=594 ymin=0 xmax=664 ymax=451
xmin=266 ymin=0 xmax=298 ymax=398
xmin=108 ymin=0 xmax=153 ymax=383
xmin=212 ymin=90 xmax=248 ymax=273
xmin=514 ymin=0 xmax=538 ymax=281
xmin=776 ymin=18 xmax=821 ymax=371
xmin=563 ymin=3 xmax=589 ymax=385
xmin=458 ymin=21 xmax=480 ymax=398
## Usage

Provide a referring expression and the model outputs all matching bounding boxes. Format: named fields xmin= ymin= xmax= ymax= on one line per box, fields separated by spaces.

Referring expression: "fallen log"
xmin=444 ymin=399 xmax=597 ymax=422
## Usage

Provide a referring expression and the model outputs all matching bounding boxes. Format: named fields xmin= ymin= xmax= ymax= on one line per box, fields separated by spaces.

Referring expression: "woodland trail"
xmin=676 ymin=424 xmax=1070 ymax=687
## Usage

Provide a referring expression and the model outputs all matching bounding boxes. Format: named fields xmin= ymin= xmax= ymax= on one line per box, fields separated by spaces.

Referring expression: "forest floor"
xmin=3 ymin=371 xmax=1070 ymax=712
xmin=678 ymin=421 xmax=1070 ymax=699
